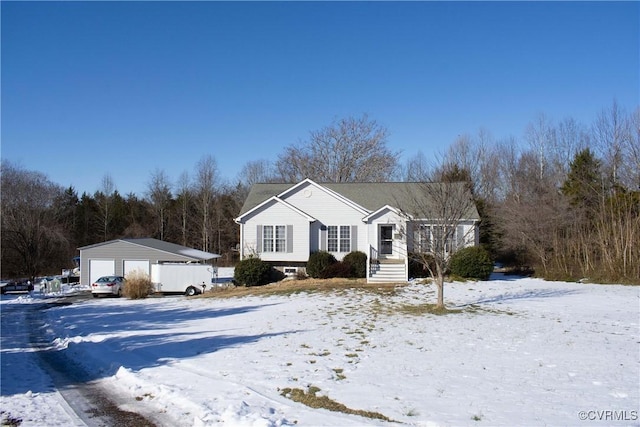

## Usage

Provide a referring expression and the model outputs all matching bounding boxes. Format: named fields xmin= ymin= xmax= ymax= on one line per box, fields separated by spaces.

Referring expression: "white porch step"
xmin=368 ymin=262 xmax=407 ymax=283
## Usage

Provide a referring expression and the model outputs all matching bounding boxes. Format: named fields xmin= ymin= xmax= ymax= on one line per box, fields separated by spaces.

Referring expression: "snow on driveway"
xmin=1 ymin=277 xmax=639 ymax=426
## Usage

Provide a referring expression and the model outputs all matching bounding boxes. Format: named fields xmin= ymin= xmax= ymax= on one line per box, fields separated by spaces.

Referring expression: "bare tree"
xmin=175 ymin=171 xmax=193 ymax=247
xmin=95 ymin=174 xmax=116 ymax=241
xmin=235 ymin=159 xmax=281 ymax=203
xmin=404 ymin=151 xmax=431 ymax=182
xmin=194 ymin=155 xmax=219 ymax=252
xmin=493 ymin=136 xmax=522 ymax=203
xmin=400 ymin=162 xmax=478 ymax=309
xmin=441 ymin=132 xmax=506 ymax=256
xmin=525 ymin=113 xmax=556 ymax=181
xmin=593 ymin=100 xmax=627 ymax=190
xmin=554 ymin=117 xmax=588 ymax=178
xmin=238 ymin=159 xmax=279 ymax=186
xmin=442 ymin=129 xmax=503 ymax=203
xmin=145 ymin=169 xmax=173 ymax=241
xmin=1 ymin=161 xmax=68 ymax=279
xmin=625 ymin=107 xmax=640 ymax=190
xmin=276 ymin=114 xmax=399 ymax=183
xmin=498 ymin=150 xmax=572 ymax=275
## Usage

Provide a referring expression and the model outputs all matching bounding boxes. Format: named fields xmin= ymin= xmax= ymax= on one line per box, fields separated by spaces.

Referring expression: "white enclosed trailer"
xmin=151 ymin=263 xmax=215 ymax=296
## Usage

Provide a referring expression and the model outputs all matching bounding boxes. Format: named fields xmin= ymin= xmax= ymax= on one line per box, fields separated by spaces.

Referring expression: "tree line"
xmin=2 ymin=106 xmax=638 ymax=284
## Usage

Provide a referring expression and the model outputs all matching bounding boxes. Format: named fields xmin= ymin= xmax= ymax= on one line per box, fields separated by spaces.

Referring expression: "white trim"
xmin=378 ymin=223 xmax=396 ymax=257
xmin=362 ymin=204 xmax=407 ymax=222
xmin=278 ymin=179 xmax=371 ymax=216
xmin=235 ymin=196 xmax=316 ymax=223
xmin=326 ymin=224 xmax=352 ymax=253
xmin=261 ymin=224 xmax=288 ymax=253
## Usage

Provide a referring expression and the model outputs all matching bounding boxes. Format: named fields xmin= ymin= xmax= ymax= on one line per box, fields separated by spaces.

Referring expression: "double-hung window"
xmin=327 ymin=225 xmax=350 ymax=253
xmin=417 ymin=224 xmax=431 ymax=253
xmin=263 ymin=225 xmax=286 ymax=252
xmin=417 ymin=224 xmax=465 ymax=254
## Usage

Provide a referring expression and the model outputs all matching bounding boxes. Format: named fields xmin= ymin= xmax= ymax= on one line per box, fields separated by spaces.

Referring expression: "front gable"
xmin=362 ymin=205 xmax=407 ymax=224
xmin=235 ymin=195 xmax=316 ymax=224
xmin=237 ymin=180 xmax=373 ymax=263
xmin=236 ymin=196 xmax=316 ymax=263
xmin=278 ymin=179 xmax=370 ymax=221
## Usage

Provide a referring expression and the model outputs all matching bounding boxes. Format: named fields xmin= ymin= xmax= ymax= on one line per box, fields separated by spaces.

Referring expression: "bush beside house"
xmin=307 ymin=250 xmax=367 ymax=279
xmin=234 ymin=257 xmax=273 ymax=286
xmin=306 ymin=251 xmax=337 ymax=279
xmin=449 ymin=246 xmax=493 ymax=280
xmin=342 ymin=251 xmax=367 ymax=278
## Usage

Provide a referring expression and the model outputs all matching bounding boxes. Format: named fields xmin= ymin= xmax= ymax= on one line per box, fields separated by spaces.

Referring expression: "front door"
xmin=380 ymin=225 xmax=394 ymax=256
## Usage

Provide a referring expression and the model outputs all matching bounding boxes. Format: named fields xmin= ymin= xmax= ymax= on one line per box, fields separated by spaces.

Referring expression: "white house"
xmin=235 ymin=179 xmax=480 ymax=283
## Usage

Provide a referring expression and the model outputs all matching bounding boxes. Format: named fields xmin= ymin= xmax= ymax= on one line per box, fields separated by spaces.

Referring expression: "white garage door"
xmin=123 ymin=260 xmax=149 ymax=278
xmin=89 ymin=259 xmax=115 ymax=285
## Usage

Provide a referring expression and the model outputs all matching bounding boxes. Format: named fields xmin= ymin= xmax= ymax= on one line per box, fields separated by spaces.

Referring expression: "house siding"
xmin=282 ymin=183 xmax=366 ymax=260
xmin=406 ymin=220 xmax=478 ymax=253
xmin=240 ymin=200 xmax=311 ymax=262
xmin=366 ymin=209 xmax=408 ymax=259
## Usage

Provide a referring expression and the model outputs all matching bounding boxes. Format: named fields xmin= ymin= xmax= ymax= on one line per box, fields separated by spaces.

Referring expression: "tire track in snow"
xmin=29 ymin=300 xmax=160 ymax=426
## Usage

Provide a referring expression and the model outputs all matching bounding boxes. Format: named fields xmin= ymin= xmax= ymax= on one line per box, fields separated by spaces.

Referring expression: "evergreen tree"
xmin=561 ymin=148 xmax=602 ymax=209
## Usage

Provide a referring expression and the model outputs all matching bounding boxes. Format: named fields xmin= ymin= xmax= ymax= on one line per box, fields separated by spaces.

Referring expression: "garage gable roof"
xmin=79 ymin=238 xmax=220 ymax=261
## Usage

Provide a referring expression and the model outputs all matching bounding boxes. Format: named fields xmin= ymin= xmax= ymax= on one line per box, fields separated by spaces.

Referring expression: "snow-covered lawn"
xmin=1 ymin=276 xmax=639 ymax=426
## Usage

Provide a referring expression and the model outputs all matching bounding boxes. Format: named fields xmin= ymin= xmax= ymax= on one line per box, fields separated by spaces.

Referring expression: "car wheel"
xmin=92 ymin=294 xmax=99 ymax=298
xmin=185 ymin=286 xmax=197 ymax=297
xmin=117 ymin=288 xmax=122 ymax=297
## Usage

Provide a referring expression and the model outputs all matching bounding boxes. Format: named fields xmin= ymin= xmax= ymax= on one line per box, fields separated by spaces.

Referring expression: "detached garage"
xmin=79 ymin=238 xmax=219 ymax=286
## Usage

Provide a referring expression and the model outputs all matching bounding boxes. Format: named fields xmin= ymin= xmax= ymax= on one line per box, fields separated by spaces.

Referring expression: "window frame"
xmin=262 ymin=225 xmax=287 ymax=253
xmin=417 ymin=223 xmax=462 ymax=254
xmin=327 ymin=225 xmax=351 ymax=253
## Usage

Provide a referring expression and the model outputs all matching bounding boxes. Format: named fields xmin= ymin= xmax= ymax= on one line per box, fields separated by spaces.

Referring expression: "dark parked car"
xmin=0 ymin=280 xmax=33 ymax=294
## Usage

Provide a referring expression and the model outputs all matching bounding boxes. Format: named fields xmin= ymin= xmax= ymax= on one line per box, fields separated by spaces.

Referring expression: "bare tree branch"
xmin=276 ymin=114 xmax=399 ymax=183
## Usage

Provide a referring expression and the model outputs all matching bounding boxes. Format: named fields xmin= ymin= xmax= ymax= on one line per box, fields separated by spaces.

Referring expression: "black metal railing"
xmin=369 ymin=245 xmax=380 ymax=276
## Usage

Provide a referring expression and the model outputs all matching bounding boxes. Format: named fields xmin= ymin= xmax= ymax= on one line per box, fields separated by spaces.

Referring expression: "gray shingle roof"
xmin=237 ymin=181 xmax=480 ymax=220
xmin=79 ymin=238 xmax=220 ymax=260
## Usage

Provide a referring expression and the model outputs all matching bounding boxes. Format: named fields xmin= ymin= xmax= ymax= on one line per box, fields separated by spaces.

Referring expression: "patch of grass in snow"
xmin=395 ymin=302 xmax=517 ymax=317
xmin=135 ymin=393 xmax=155 ymax=401
xmin=397 ymin=303 xmax=463 ymax=316
xmin=404 ymin=408 xmax=419 ymax=417
xmin=280 ymin=386 xmax=395 ymax=422
xmin=333 ymin=368 xmax=346 ymax=380
xmin=200 ymin=278 xmax=405 ymax=299
xmin=464 ymin=304 xmax=516 ymax=316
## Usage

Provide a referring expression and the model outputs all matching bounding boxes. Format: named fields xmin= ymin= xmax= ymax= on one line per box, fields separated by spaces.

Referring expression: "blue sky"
xmin=2 ymin=1 xmax=638 ymax=197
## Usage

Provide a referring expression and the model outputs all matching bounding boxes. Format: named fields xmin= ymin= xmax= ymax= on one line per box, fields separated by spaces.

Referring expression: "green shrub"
xmin=323 ymin=261 xmax=354 ymax=278
xmin=306 ymin=251 xmax=337 ymax=279
xmin=342 ymin=251 xmax=367 ymax=278
xmin=268 ymin=267 xmax=286 ymax=283
xmin=123 ymin=270 xmax=154 ymax=299
xmin=449 ymin=246 xmax=493 ymax=280
xmin=234 ymin=257 xmax=272 ymax=286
